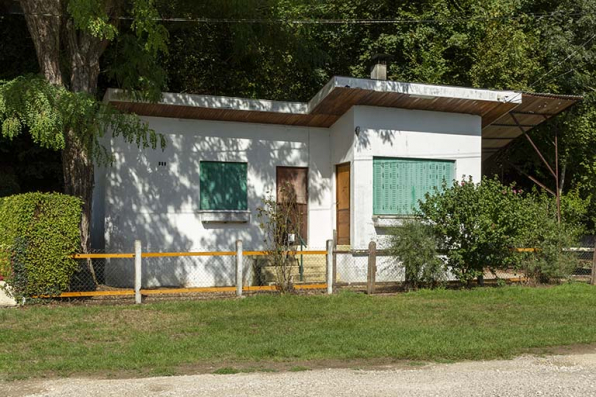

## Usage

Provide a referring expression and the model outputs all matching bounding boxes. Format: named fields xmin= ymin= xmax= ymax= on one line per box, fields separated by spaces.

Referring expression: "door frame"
xmin=276 ymin=166 xmax=309 ymax=245
xmin=335 ymin=162 xmax=351 ymax=246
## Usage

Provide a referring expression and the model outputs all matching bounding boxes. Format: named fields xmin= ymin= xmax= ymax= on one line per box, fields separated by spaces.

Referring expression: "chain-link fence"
xmin=570 ymin=236 xmax=595 ymax=277
xmin=47 ymin=237 xmax=596 ymax=301
xmin=334 ymin=247 xmax=552 ymax=293
xmin=64 ymin=247 xmax=329 ymax=300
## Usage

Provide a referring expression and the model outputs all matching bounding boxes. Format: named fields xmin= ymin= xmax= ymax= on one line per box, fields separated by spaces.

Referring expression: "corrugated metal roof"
xmin=481 ymin=92 xmax=581 ymax=162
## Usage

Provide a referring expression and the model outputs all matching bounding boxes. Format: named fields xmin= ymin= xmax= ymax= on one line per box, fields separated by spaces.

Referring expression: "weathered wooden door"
xmin=276 ymin=167 xmax=308 ymax=244
xmin=336 ymin=163 xmax=350 ymax=246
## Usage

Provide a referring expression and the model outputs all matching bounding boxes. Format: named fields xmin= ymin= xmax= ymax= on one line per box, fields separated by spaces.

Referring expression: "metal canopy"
xmin=481 ymin=92 xmax=581 ymax=162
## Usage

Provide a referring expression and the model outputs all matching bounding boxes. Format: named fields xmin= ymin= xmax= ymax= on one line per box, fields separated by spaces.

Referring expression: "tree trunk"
xmin=63 ymin=21 xmax=109 ymax=286
xmin=21 ymin=0 xmax=109 ymax=285
xmin=62 ymin=129 xmax=98 ymax=284
xmin=20 ymin=0 xmax=64 ymax=86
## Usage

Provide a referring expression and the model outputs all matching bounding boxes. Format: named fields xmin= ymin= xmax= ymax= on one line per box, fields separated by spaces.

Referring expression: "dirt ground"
xmin=4 ymin=346 xmax=596 ymax=397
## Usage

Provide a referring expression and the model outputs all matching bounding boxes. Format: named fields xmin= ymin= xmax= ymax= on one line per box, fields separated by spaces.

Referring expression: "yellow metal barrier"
xmin=72 ymin=250 xmax=328 ymax=259
xmin=46 ymin=284 xmax=328 ymax=298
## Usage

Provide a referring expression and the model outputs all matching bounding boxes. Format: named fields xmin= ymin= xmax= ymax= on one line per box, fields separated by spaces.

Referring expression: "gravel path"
xmin=4 ymin=352 xmax=596 ymax=397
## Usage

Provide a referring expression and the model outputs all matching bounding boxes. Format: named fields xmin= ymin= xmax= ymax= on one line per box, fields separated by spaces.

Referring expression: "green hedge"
xmin=0 ymin=192 xmax=82 ymax=298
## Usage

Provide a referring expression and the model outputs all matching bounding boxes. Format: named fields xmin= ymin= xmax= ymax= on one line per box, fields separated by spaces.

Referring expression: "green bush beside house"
xmin=0 ymin=192 xmax=82 ymax=300
xmin=389 ymin=177 xmax=587 ymax=288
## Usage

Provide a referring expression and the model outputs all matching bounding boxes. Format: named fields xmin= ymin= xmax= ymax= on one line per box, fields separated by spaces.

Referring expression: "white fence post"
xmin=236 ymin=240 xmax=243 ymax=297
xmin=326 ymin=239 xmax=333 ymax=295
xmin=134 ymin=240 xmax=142 ymax=304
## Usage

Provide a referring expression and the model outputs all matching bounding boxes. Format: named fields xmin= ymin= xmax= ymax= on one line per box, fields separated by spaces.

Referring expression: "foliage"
xmin=149 ymin=0 xmax=596 ymax=227
xmin=257 ymin=182 xmax=303 ymax=292
xmin=418 ymin=177 xmax=526 ymax=285
xmin=0 ymin=75 xmax=166 ymax=166
xmin=515 ymin=190 xmax=585 ymax=283
xmin=418 ymin=177 xmax=587 ymax=285
xmin=68 ymin=0 xmax=169 ymax=98
xmin=1 ymin=0 xmax=596 ymax=228
xmin=388 ymin=219 xmax=444 ymax=290
xmin=0 ymin=192 xmax=83 ymax=300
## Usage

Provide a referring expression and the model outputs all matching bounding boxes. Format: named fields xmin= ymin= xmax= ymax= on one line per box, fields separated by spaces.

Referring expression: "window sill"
xmin=372 ymin=215 xmax=416 ymax=228
xmin=198 ymin=210 xmax=250 ymax=224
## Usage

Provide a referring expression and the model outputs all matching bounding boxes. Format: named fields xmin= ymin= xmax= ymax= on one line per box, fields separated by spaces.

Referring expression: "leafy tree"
xmin=0 ymin=1 xmax=168 ymax=252
xmin=1 ymin=0 xmax=596 ymax=233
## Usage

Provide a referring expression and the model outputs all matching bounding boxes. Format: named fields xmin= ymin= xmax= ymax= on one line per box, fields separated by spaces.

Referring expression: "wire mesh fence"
xmin=65 ymin=248 xmax=329 ymax=299
xmin=335 ymin=248 xmax=557 ymax=292
xmin=569 ymin=242 xmax=595 ymax=277
xmin=36 ymin=237 xmax=596 ymax=301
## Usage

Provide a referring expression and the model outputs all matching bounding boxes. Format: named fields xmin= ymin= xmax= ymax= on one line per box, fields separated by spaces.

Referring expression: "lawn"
xmin=1 ymin=283 xmax=596 ymax=380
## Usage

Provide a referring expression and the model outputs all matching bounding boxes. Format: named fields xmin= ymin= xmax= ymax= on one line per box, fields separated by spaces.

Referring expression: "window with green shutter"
xmin=200 ymin=161 xmax=248 ymax=210
xmin=373 ymin=157 xmax=454 ymax=215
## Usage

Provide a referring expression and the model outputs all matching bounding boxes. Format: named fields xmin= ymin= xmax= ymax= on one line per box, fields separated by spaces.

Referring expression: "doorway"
xmin=276 ymin=166 xmax=308 ymax=244
xmin=336 ymin=163 xmax=350 ymax=246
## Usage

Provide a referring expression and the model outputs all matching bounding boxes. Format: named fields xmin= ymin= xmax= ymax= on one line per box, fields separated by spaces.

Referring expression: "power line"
xmin=536 ymin=68 xmax=576 ymax=89
xmin=529 ymin=32 xmax=596 ymax=89
xmin=1 ymin=10 xmax=589 ymax=25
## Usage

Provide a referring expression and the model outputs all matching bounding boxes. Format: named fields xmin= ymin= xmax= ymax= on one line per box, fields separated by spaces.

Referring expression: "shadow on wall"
xmin=95 ymin=120 xmax=332 ymax=288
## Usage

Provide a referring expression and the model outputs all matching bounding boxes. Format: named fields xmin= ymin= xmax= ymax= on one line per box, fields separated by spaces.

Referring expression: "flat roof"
xmin=105 ymin=76 xmax=580 ymax=160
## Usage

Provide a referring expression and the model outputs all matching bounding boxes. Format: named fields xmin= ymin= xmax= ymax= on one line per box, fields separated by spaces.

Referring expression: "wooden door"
xmin=336 ymin=163 xmax=350 ymax=246
xmin=276 ymin=167 xmax=308 ymax=244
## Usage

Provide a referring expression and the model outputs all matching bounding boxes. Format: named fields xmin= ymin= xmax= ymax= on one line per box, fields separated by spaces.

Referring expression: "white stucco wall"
xmin=97 ymin=116 xmax=333 ymax=253
xmin=93 ymin=105 xmax=482 ymax=287
xmin=350 ymin=106 xmax=482 ymax=249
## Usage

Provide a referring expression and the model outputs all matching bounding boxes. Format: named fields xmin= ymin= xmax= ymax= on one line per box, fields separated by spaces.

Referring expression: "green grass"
xmin=1 ymin=283 xmax=596 ymax=380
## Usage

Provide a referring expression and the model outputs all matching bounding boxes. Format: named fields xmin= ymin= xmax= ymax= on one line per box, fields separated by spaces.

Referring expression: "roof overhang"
xmin=105 ymin=76 xmax=522 ymax=129
xmin=105 ymin=77 xmax=580 ymax=160
xmin=481 ymin=92 xmax=581 ymax=162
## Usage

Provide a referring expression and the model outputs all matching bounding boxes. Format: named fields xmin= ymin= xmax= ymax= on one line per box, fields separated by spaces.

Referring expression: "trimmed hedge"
xmin=0 ymin=192 xmax=82 ymax=299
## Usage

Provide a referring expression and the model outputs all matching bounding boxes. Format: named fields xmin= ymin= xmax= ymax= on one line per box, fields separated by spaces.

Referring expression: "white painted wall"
xmin=92 ymin=105 xmax=482 ymax=287
xmin=351 ymin=106 xmax=482 ymax=250
xmin=97 ymin=116 xmax=333 ymax=253
xmin=93 ymin=117 xmax=333 ymax=287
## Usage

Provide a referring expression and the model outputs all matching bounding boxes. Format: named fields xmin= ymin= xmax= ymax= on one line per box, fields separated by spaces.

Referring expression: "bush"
xmin=418 ymin=176 xmax=525 ymax=285
xmin=0 ymin=192 xmax=82 ymax=299
xmin=256 ymin=182 xmax=303 ymax=293
xmin=418 ymin=177 xmax=587 ymax=285
xmin=516 ymin=190 xmax=585 ymax=283
xmin=387 ymin=219 xmax=445 ymax=290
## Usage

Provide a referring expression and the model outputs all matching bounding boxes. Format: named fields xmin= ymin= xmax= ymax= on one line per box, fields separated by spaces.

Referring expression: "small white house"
xmin=92 ymin=73 xmax=578 ymax=287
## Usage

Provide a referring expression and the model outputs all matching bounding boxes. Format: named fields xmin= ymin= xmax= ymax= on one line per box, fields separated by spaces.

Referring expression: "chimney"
xmin=370 ymin=54 xmax=391 ymax=80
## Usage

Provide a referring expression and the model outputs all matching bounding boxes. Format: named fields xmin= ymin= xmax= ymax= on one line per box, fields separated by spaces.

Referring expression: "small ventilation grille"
xmin=158 ymin=161 xmax=167 ymax=166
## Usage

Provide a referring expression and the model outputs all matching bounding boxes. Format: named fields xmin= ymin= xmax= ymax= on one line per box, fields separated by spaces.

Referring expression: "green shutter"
xmin=200 ymin=162 xmax=247 ymax=210
xmin=373 ymin=158 xmax=454 ymax=215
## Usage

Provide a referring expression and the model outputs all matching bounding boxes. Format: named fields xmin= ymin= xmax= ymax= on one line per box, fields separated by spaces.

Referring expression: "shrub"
xmin=0 ymin=192 xmax=82 ymax=299
xmin=418 ymin=176 xmax=525 ymax=286
xmin=516 ymin=190 xmax=585 ymax=283
xmin=418 ymin=176 xmax=587 ymax=286
xmin=256 ymin=182 xmax=303 ymax=293
xmin=387 ymin=219 xmax=445 ymax=290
